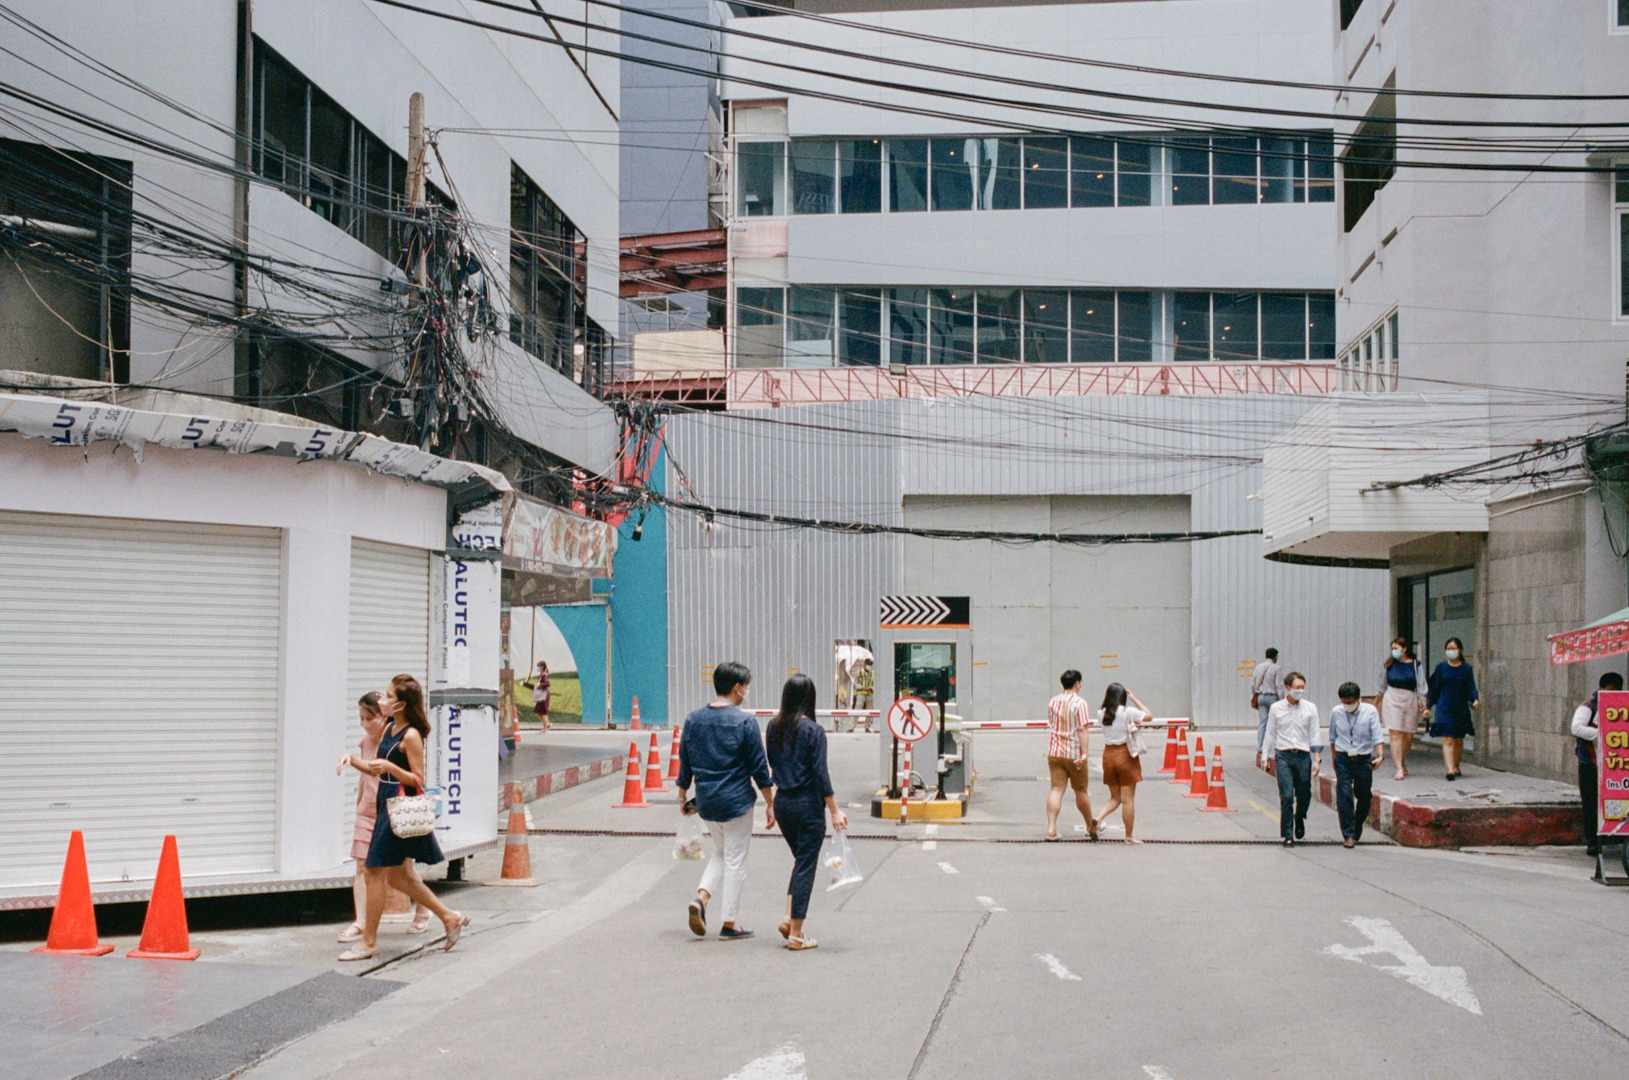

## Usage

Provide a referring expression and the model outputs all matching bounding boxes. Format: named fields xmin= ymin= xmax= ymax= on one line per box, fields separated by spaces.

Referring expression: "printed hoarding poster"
xmin=1599 ymin=691 xmax=1629 ymax=838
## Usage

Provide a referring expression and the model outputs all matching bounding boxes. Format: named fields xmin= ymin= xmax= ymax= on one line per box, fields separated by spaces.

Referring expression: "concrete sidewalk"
xmin=1314 ymin=744 xmax=1584 ymax=847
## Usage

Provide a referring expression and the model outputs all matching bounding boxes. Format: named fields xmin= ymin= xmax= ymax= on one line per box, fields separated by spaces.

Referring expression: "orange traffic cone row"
xmin=1202 ymin=745 xmax=1238 ymax=812
xmin=614 ymin=741 xmax=650 ymax=808
xmin=127 ymin=835 xmax=200 ymax=960
xmin=33 ymin=830 xmax=114 ymax=956
xmin=631 ymin=696 xmax=643 ymax=731
xmin=1160 ymin=719 xmax=1186 ymax=774
xmin=487 ymin=783 xmax=538 ymax=887
xmin=1168 ymin=723 xmax=1192 ymax=784
xmin=1186 ymin=736 xmax=1211 ymax=798
xmin=642 ymin=731 xmax=667 ymax=793
xmin=667 ymin=725 xmax=682 ymax=781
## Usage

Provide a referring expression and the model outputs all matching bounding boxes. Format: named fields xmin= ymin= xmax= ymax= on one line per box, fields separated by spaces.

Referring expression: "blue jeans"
xmin=1255 ymin=693 xmax=1279 ymax=755
xmin=1275 ymin=750 xmax=1312 ymax=840
xmin=1334 ymin=754 xmax=1374 ymax=841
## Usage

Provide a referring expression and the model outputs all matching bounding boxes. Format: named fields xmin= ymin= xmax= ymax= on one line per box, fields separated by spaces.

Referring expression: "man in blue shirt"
xmin=1329 ymin=681 xmax=1386 ymax=848
xmin=677 ymin=661 xmax=774 ymax=940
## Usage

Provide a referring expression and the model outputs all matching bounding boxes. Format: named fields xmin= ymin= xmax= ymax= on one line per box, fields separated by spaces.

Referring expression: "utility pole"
xmin=407 ymin=92 xmax=427 ymax=290
xmin=406 ymin=92 xmax=433 ymax=449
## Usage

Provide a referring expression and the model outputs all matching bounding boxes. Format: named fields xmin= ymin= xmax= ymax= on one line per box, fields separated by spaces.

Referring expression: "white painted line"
xmin=975 ymin=895 xmax=1006 ymax=912
xmin=924 ymin=823 xmax=939 ymax=836
xmin=1325 ymin=916 xmax=1482 ymax=1015
xmin=937 ymin=861 xmax=959 ymax=875
xmin=1142 ymin=1068 xmax=1176 ymax=1080
xmin=922 ymin=840 xmax=937 ymax=851
xmin=1036 ymin=953 xmax=1082 ymax=981
xmin=722 ymin=1042 xmax=808 ymax=1080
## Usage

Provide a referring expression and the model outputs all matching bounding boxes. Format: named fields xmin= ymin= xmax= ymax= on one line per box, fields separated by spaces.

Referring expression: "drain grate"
xmin=982 ymin=775 xmax=1046 ymax=782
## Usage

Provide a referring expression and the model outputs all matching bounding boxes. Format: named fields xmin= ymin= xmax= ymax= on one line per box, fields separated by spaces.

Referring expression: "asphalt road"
xmin=229 ymin=729 xmax=1629 ymax=1080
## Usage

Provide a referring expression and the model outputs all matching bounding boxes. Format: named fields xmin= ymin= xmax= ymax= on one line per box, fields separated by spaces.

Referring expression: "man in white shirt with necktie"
xmin=1261 ymin=672 xmax=1322 ymax=848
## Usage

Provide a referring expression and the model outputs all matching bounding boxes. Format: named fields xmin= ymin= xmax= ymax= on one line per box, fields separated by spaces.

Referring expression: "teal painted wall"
xmin=542 ymin=602 xmax=608 ymax=726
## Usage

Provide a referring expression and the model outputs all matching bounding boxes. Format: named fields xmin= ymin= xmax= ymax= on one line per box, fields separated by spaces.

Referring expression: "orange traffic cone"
xmin=1160 ymin=719 xmax=1186 ymax=774
xmin=127 ymin=835 xmax=200 ymax=960
xmin=614 ymin=741 xmax=650 ymax=808
xmin=1168 ymin=723 xmax=1192 ymax=784
xmin=667 ymin=725 xmax=682 ymax=781
xmin=1186 ymin=736 xmax=1211 ymax=798
xmin=631 ymin=696 xmax=642 ymax=731
xmin=33 ymin=831 xmax=114 ymax=956
xmin=486 ymin=783 xmax=538 ymax=886
xmin=1202 ymin=745 xmax=1238 ymax=812
xmin=643 ymin=731 xmax=667 ymax=793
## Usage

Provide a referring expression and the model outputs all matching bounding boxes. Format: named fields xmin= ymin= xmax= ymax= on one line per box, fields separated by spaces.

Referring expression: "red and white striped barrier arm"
xmin=947 ymin=717 xmax=1191 ymax=731
xmin=749 ymin=709 xmax=882 ymax=718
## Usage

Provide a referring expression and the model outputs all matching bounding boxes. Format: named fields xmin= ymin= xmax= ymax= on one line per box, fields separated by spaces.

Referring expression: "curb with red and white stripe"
xmin=498 ymin=754 xmax=628 ymax=811
xmin=1313 ymin=770 xmax=1583 ymax=848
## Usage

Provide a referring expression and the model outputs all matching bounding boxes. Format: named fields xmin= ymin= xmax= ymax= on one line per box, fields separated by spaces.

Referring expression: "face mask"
xmin=1286 ymin=687 xmax=1303 ymax=702
xmin=1391 ymin=649 xmax=1404 ymax=660
xmin=1445 ymin=648 xmax=1460 ymax=660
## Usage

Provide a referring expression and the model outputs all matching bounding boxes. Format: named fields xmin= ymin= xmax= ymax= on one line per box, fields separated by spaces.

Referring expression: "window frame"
xmin=1616 ymin=168 xmax=1629 ymax=319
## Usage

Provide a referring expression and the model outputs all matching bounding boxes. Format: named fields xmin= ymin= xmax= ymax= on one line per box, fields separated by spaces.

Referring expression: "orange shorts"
xmin=1047 ymin=756 xmax=1090 ymax=792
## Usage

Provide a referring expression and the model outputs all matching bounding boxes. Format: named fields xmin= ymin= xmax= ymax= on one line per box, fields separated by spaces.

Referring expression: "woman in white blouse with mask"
xmin=1092 ymin=683 xmax=1152 ymax=844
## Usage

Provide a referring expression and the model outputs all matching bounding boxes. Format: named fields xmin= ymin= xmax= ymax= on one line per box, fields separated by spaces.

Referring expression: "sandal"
xmin=1044 ymin=832 xmax=1059 ymax=842
xmin=408 ymin=913 xmax=432 ymax=934
xmin=1087 ymin=819 xmax=1100 ymax=842
xmin=778 ymin=920 xmax=792 ymax=941
xmin=337 ymin=945 xmax=379 ymax=962
xmin=336 ymin=922 xmax=364 ymax=943
xmin=442 ymin=912 xmax=470 ymax=952
xmin=786 ymin=935 xmax=819 ymax=951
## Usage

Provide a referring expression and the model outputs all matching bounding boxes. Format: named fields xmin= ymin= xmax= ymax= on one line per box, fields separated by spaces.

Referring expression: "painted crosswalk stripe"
xmin=975 ymin=895 xmax=1006 ymax=912
xmin=937 ymin=862 xmax=959 ymax=874
xmin=1036 ymin=953 xmax=1081 ymax=981
xmin=922 ymin=840 xmax=937 ymax=851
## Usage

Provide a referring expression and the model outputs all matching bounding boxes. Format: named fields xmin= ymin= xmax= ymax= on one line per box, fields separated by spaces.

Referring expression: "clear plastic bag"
xmin=824 ymin=831 xmax=863 ymax=891
xmin=673 ymin=810 xmax=707 ymax=860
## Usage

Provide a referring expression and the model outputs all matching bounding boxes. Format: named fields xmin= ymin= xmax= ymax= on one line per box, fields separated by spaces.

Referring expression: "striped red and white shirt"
xmin=1047 ymin=691 xmax=1091 ymax=759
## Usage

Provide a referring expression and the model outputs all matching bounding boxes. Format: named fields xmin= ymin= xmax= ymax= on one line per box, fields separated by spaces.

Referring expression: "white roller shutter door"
xmin=0 ymin=510 xmax=282 ymax=890
xmin=342 ymin=540 xmax=431 ymax=852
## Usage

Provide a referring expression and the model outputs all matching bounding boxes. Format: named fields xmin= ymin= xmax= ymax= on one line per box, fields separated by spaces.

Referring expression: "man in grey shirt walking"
xmin=1251 ymin=647 xmax=1284 ymax=766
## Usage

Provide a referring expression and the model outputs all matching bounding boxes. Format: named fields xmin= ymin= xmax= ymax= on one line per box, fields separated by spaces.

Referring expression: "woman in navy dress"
xmin=1425 ymin=636 xmax=1479 ymax=781
xmin=337 ymin=673 xmax=469 ymax=961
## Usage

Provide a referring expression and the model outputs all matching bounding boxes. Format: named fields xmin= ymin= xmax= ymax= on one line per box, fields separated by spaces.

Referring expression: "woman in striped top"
xmin=1045 ymin=669 xmax=1098 ymax=841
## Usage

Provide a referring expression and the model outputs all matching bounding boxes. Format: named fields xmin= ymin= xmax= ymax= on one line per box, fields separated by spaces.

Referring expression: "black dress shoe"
xmin=1294 ymin=819 xmax=1306 ymax=840
xmin=1282 ymin=837 xmax=1294 ymax=848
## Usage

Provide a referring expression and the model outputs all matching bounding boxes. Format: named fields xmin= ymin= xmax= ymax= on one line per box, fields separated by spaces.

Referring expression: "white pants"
xmin=698 ymin=811 xmax=754 ymax=924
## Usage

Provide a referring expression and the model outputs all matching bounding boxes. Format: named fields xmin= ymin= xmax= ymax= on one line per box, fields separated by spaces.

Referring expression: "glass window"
xmin=1070 ymin=289 xmax=1116 ymax=363
xmin=1117 ymin=291 xmax=1154 ymax=361
xmin=888 ymin=139 xmax=928 ymax=213
xmin=308 ymin=89 xmax=351 ymax=226
xmin=787 ymin=287 xmax=835 ymax=366
xmin=1342 ymin=102 xmax=1394 ymax=231
xmin=1211 ymin=136 xmax=1258 ymax=205
xmin=1170 ymin=136 xmax=1210 ymax=206
xmin=887 ymin=288 xmax=928 ymax=365
xmin=1023 ymin=137 xmax=1069 ymax=209
xmin=930 ymin=138 xmax=975 ymax=212
xmin=980 ymin=138 xmax=1021 ymax=211
xmin=1306 ymin=133 xmax=1335 ymax=203
xmin=790 ymin=139 xmax=835 ymax=215
xmin=1387 ymin=310 xmax=1400 ymax=359
xmin=737 ymin=141 xmax=785 ymax=217
xmin=1070 ymin=137 xmax=1115 ymax=208
xmin=1621 ymin=210 xmax=1629 ymax=316
xmin=1116 ymin=139 xmax=1152 ymax=207
xmin=1023 ymin=289 xmax=1069 ymax=363
xmin=737 ymin=286 xmax=784 ymax=326
xmin=1620 ymin=0 xmax=1629 ymax=27
xmin=976 ymin=288 xmax=1022 ymax=362
xmin=360 ymin=130 xmax=393 ymax=257
xmin=257 ymin=48 xmax=306 ymax=187
xmin=840 ymin=289 xmax=883 ymax=366
xmin=1341 ymin=0 xmax=1366 ymax=31
xmin=1259 ymin=136 xmax=1302 ymax=204
xmin=1311 ymin=294 xmax=1337 ymax=359
xmin=1171 ymin=291 xmax=1212 ymax=361
xmin=930 ymin=288 xmax=976 ymax=364
xmin=1261 ymin=292 xmax=1307 ymax=360
xmin=1213 ymin=292 xmax=1259 ymax=361
xmin=838 ymin=139 xmax=882 ymax=214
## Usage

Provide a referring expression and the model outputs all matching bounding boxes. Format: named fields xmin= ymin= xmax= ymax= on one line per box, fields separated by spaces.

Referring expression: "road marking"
xmin=975 ymin=895 xmax=1006 ymax=912
xmin=723 ymin=1042 xmax=808 ymax=1080
xmin=937 ymin=861 xmax=959 ymax=875
xmin=922 ymin=840 xmax=937 ymax=851
xmin=1246 ymin=798 xmax=1279 ymax=823
xmin=925 ymin=824 xmax=939 ymax=835
xmin=1326 ymin=916 xmax=1482 ymax=1015
xmin=1142 ymin=1068 xmax=1176 ymax=1080
xmin=1036 ymin=953 xmax=1082 ymax=981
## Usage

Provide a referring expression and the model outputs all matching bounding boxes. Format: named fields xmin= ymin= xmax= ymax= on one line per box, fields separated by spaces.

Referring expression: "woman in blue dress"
xmin=1425 ymin=637 xmax=1479 ymax=781
xmin=337 ymin=673 xmax=469 ymax=961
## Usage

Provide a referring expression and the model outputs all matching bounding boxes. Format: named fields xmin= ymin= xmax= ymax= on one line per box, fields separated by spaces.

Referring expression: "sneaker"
xmin=687 ymin=899 xmax=707 ymax=938
xmin=719 ymin=925 xmax=754 ymax=941
xmin=1294 ymin=818 xmax=1306 ymax=841
xmin=1282 ymin=837 xmax=1294 ymax=848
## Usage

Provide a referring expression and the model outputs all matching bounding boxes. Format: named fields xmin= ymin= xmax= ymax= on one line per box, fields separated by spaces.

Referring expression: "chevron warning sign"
xmin=880 ymin=595 xmax=971 ymax=629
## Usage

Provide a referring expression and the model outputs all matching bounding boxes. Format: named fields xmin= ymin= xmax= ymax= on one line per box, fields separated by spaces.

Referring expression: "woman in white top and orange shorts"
xmin=1094 ymin=683 xmax=1152 ymax=844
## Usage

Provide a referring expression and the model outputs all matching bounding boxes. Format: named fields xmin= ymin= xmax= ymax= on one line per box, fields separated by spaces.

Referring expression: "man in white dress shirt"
xmin=1261 ymin=672 xmax=1322 ymax=848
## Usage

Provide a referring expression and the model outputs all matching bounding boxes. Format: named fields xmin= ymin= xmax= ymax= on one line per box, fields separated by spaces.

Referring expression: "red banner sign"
xmin=1549 ymin=620 xmax=1629 ymax=665
xmin=1599 ymin=691 xmax=1629 ymax=840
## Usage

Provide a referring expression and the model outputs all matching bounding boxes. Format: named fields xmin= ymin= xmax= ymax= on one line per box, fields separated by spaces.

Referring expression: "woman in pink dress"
xmin=336 ymin=692 xmax=429 ymax=942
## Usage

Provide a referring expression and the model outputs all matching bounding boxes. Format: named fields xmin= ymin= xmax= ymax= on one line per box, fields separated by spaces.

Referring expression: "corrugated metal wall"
xmin=665 ymin=395 xmax=1388 ymax=722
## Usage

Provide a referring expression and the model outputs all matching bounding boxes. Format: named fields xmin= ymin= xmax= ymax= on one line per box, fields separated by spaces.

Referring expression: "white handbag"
xmin=386 ymin=778 xmax=437 ymax=838
xmin=1125 ymin=724 xmax=1149 ymax=759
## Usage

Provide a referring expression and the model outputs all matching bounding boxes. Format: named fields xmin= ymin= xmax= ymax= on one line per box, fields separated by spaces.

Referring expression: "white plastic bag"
xmin=673 ymin=810 xmax=707 ymax=860
xmin=824 ymin=831 xmax=863 ymax=891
